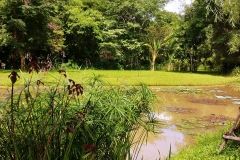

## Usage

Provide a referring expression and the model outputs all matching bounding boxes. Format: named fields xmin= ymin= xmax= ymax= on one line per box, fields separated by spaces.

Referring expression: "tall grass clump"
xmin=0 ymin=62 xmax=159 ymax=160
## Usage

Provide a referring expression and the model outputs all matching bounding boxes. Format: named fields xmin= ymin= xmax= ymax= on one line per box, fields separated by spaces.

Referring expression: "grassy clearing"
xmin=171 ymin=125 xmax=240 ymax=160
xmin=0 ymin=69 xmax=237 ymax=87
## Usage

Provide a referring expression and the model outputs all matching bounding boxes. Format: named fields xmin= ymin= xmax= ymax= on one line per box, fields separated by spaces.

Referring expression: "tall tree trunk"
xmin=190 ymin=54 xmax=193 ymax=72
xmin=130 ymin=52 xmax=133 ymax=69
xmin=22 ymin=0 xmax=28 ymax=6
xmin=20 ymin=54 xmax=25 ymax=70
xmin=151 ymin=54 xmax=156 ymax=71
xmin=189 ymin=47 xmax=195 ymax=72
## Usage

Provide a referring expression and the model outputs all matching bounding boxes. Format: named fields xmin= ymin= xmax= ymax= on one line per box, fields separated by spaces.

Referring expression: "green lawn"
xmin=1 ymin=69 xmax=237 ymax=87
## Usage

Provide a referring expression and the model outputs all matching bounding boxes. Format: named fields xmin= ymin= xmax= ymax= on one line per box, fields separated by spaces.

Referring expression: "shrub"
xmin=0 ymin=63 xmax=158 ymax=159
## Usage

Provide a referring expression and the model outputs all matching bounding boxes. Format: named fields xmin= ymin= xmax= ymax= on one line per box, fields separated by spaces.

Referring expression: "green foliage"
xmin=227 ymin=30 xmax=240 ymax=53
xmin=65 ymin=7 xmax=102 ymax=35
xmin=230 ymin=66 xmax=240 ymax=77
xmin=0 ymin=25 xmax=13 ymax=47
xmin=0 ymin=69 xmax=158 ymax=159
xmin=206 ymin=0 xmax=240 ymax=27
xmin=0 ymin=0 xmax=65 ymax=69
xmin=0 ymin=0 xmax=239 ymax=73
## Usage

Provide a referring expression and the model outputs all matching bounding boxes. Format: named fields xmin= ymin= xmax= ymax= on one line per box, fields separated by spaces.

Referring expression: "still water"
xmin=135 ymin=85 xmax=239 ymax=160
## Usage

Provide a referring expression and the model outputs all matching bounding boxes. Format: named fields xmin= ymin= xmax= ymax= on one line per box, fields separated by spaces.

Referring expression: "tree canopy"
xmin=0 ymin=0 xmax=239 ymax=73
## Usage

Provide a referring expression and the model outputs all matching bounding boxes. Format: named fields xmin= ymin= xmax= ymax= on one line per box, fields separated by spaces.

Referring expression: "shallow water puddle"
xmin=133 ymin=125 xmax=187 ymax=160
xmin=135 ymin=85 xmax=240 ymax=160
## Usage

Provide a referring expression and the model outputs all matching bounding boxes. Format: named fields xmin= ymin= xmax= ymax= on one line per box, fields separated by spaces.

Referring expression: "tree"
xmin=145 ymin=11 xmax=179 ymax=71
xmin=144 ymin=40 xmax=163 ymax=71
xmin=206 ymin=0 xmax=240 ymax=73
xmin=0 ymin=0 xmax=174 ymax=70
xmin=95 ymin=0 xmax=169 ymax=69
xmin=182 ymin=0 xmax=213 ymax=72
xmin=0 ymin=0 xmax=65 ymax=69
xmin=206 ymin=0 xmax=240 ymax=27
xmin=60 ymin=0 xmax=103 ymax=67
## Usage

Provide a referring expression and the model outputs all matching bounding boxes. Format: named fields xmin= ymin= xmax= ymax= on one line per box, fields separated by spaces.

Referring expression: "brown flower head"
xmin=83 ymin=144 xmax=98 ymax=153
xmin=37 ymin=80 xmax=44 ymax=86
xmin=75 ymin=84 xmax=83 ymax=96
xmin=28 ymin=61 xmax=40 ymax=73
xmin=67 ymin=79 xmax=83 ymax=96
xmin=68 ymin=79 xmax=75 ymax=88
xmin=58 ymin=70 xmax=67 ymax=78
xmin=8 ymin=71 xmax=20 ymax=84
xmin=58 ymin=70 xmax=66 ymax=74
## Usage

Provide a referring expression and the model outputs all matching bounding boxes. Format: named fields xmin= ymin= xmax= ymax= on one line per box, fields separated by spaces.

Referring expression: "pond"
xmin=134 ymin=85 xmax=240 ymax=160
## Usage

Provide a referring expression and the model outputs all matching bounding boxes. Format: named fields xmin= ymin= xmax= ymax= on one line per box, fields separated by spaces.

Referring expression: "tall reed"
xmin=0 ymin=63 xmax=159 ymax=159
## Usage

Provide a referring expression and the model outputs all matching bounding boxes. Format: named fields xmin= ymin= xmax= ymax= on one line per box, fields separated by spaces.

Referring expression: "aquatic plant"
xmin=0 ymin=64 xmax=158 ymax=159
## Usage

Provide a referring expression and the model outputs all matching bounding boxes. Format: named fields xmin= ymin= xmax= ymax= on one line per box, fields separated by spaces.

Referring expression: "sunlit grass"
xmin=0 ymin=69 xmax=237 ymax=87
xmin=171 ymin=125 xmax=240 ymax=160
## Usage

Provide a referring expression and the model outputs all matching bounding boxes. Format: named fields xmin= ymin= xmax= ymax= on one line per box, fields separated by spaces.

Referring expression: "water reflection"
xmin=232 ymin=101 xmax=240 ymax=104
xmin=154 ymin=112 xmax=172 ymax=121
xmin=135 ymin=126 xmax=186 ymax=160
